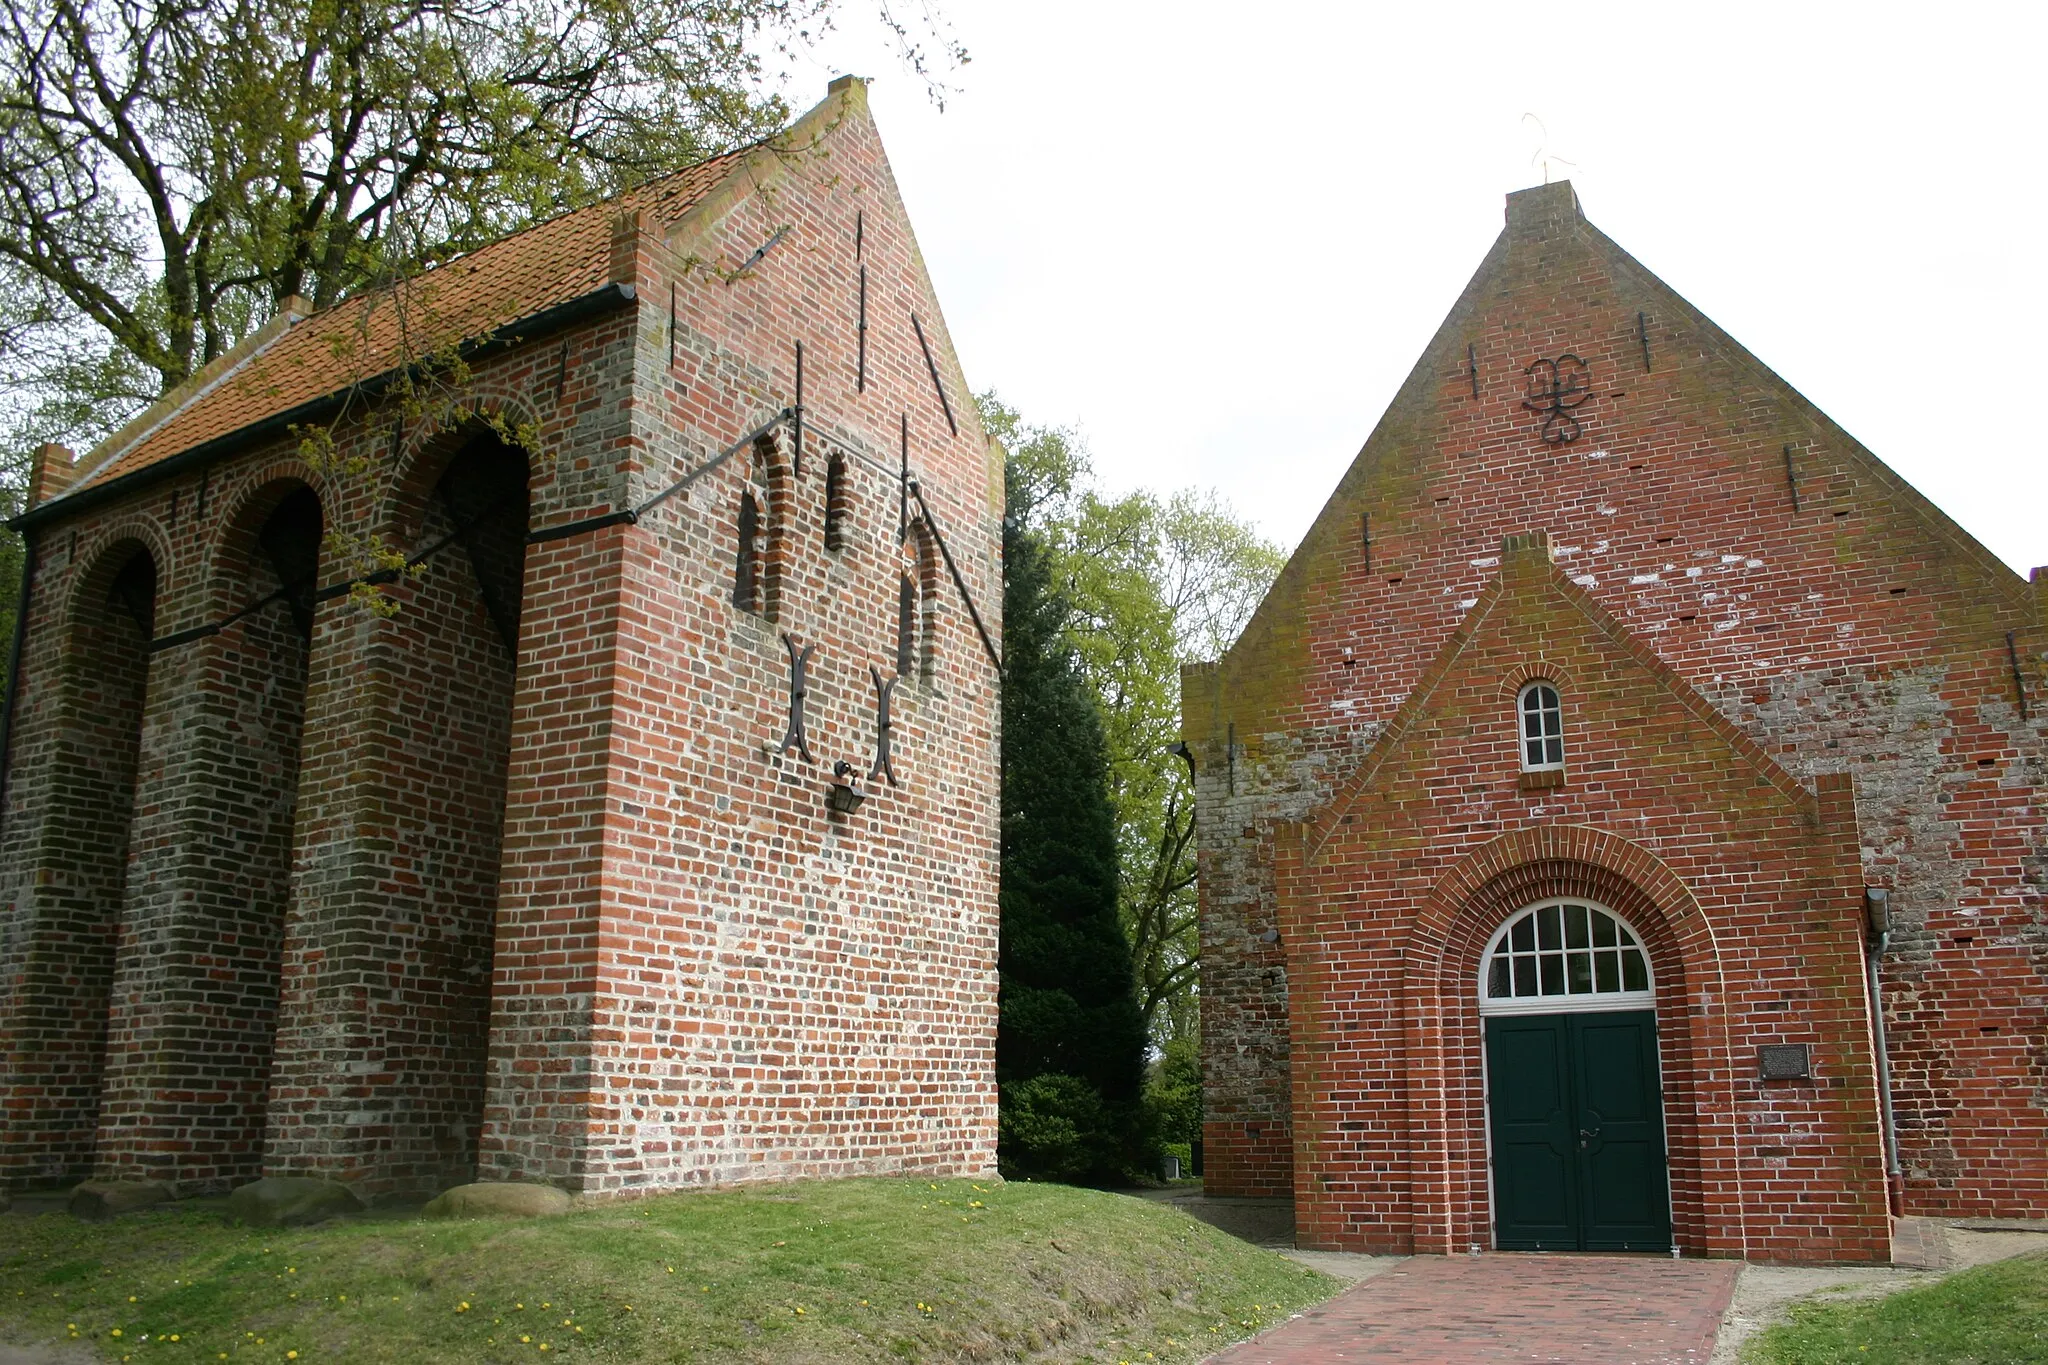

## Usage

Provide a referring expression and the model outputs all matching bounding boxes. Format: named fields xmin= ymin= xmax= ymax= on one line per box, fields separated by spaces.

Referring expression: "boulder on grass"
xmin=68 ymin=1179 xmax=174 ymax=1221
xmin=225 ymin=1177 xmax=365 ymax=1228
xmin=423 ymin=1182 xmax=572 ymax=1219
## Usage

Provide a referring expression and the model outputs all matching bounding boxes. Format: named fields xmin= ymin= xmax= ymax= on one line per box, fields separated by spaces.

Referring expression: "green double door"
xmin=1485 ymin=1009 xmax=1671 ymax=1252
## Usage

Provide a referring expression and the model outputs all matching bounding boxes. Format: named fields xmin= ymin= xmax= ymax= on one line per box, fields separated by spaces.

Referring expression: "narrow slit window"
xmin=896 ymin=574 xmax=916 ymax=677
xmin=1518 ymin=681 xmax=1563 ymax=770
xmin=733 ymin=490 xmax=761 ymax=612
xmin=824 ymin=451 xmax=849 ymax=552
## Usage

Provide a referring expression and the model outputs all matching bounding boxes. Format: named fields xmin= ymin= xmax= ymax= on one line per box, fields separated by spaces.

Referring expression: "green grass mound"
xmin=1745 ymin=1251 xmax=2048 ymax=1364
xmin=0 ymin=1176 xmax=1337 ymax=1362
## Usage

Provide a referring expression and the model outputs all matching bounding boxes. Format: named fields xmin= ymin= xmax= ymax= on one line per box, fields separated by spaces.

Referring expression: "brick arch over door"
xmin=1401 ymin=826 xmax=1751 ymax=1259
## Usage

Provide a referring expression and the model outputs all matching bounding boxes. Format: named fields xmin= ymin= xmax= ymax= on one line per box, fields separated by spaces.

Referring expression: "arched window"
xmin=1481 ymin=900 xmax=1653 ymax=1015
xmin=824 ymin=451 xmax=849 ymax=552
xmin=1518 ymin=681 xmax=1563 ymax=771
xmin=733 ymin=490 xmax=761 ymax=612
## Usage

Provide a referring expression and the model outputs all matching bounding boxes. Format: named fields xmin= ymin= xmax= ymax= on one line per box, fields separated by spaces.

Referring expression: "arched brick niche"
xmin=95 ymin=476 xmax=322 ymax=1191
xmin=0 ymin=534 xmax=161 ymax=1189
xmin=1403 ymin=832 xmax=1744 ymax=1260
xmin=267 ymin=423 xmax=531 ymax=1198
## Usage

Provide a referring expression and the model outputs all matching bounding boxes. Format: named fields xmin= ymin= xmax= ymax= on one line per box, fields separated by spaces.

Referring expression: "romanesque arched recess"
xmin=265 ymin=415 xmax=534 ymax=1200
xmin=377 ymin=390 xmax=548 ymax=554
xmin=95 ymin=475 xmax=323 ymax=1192
xmin=1400 ymin=826 xmax=1748 ymax=1259
xmin=0 ymin=531 xmax=163 ymax=1190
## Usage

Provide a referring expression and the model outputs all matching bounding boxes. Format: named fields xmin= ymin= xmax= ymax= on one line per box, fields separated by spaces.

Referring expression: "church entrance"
xmin=1480 ymin=900 xmax=1671 ymax=1252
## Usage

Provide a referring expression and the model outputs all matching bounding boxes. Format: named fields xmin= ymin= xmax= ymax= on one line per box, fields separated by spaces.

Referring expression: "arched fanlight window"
xmin=1518 ymin=681 xmax=1564 ymax=771
xmin=1480 ymin=899 xmax=1654 ymax=1015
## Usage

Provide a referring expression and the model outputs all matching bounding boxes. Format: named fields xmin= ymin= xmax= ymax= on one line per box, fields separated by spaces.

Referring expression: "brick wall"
xmin=1190 ymin=179 xmax=2048 ymax=1249
xmin=479 ymin=81 xmax=1002 ymax=1191
xmin=0 ymin=78 xmax=1001 ymax=1198
xmin=0 ymin=533 xmax=156 ymax=1187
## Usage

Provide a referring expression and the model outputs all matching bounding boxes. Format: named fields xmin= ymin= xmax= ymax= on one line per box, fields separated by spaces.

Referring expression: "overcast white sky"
xmin=792 ymin=1 xmax=2047 ymax=572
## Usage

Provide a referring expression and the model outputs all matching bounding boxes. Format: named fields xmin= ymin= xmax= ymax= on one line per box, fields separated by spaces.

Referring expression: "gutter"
xmin=10 ymin=282 xmax=637 ymax=535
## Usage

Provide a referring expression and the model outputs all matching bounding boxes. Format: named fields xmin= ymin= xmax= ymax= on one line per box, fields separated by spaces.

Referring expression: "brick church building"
xmin=0 ymin=79 xmax=1003 ymax=1201
xmin=1188 ymin=181 xmax=2047 ymax=1262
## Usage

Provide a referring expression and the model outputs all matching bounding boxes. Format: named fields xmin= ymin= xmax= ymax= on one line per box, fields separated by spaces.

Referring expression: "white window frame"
xmin=1517 ymin=681 xmax=1565 ymax=772
xmin=1478 ymin=898 xmax=1656 ymax=1016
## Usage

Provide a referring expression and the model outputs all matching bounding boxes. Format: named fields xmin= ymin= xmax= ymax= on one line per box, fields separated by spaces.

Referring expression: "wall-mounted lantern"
xmin=827 ymin=759 xmax=867 ymax=814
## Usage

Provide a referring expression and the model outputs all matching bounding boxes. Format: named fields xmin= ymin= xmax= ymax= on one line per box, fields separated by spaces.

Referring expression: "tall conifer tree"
xmin=997 ymin=458 xmax=1145 ymax=1183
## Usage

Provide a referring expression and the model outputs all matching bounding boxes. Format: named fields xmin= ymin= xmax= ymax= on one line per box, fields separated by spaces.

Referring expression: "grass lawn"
xmin=1744 ymin=1251 xmax=2048 ymax=1365
xmin=0 ymin=1177 xmax=1337 ymax=1363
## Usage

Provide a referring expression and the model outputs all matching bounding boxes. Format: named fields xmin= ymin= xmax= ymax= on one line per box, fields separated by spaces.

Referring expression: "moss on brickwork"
xmin=1193 ymin=178 xmax=2048 ymax=1251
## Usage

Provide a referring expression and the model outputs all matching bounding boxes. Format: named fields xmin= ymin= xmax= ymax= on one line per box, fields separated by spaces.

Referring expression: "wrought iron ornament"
xmin=780 ymin=633 xmax=816 ymax=762
xmin=1521 ymin=354 xmax=1593 ymax=444
xmin=868 ymin=665 xmax=899 ymax=786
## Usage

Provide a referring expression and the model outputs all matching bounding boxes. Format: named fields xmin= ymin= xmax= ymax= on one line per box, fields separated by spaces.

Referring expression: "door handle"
xmin=1578 ymin=1127 xmax=1601 ymax=1149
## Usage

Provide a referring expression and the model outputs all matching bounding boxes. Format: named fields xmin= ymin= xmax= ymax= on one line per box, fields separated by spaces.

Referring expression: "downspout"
xmin=1864 ymin=886 xmax=1902 ymax=1216
xmin=0 ymin=530 xmax=39 ymax=839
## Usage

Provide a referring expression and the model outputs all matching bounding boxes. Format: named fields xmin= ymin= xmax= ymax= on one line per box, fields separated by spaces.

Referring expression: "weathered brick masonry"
xmin=1188 ymin=181 xmax=2047 ymax=1260
xmin=0 ymin=79 xmax=1001 ymax=1199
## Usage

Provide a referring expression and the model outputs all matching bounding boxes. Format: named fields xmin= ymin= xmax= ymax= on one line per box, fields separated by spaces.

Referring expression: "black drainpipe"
xmin=0 ymin=530 xmax=39 ymax=838
xmin=1864 ymin=886 xmax=1901 ymax=1215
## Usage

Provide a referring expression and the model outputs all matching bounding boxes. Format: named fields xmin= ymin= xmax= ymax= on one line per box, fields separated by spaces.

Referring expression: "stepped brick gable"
xmin=1187 ymin=181 xmax=2047 ymax=1261
xmin=0 ymin=78 xmax=1002 ymax=1200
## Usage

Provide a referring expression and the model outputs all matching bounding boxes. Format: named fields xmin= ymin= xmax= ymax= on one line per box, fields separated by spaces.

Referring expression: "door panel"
xmin=1572 ymin=1010 xmax=1671 ymax=1251
xmin=1485 ymin=1014 xmax=1578 ymax=1250
xmin=1486 ymin=1009 xmax=1670 ymax=1252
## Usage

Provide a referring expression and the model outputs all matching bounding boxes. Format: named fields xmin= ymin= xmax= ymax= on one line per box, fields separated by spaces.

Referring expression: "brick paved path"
xmin=1210 ymin=1254 xmax=1740 ymax=1364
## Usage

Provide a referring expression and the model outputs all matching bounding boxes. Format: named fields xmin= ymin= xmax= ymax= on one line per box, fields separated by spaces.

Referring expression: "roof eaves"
xmin=64 ymin=301 xmax=312 ymax=497
xmin=12 ymin=281 xmax=636 ymax=534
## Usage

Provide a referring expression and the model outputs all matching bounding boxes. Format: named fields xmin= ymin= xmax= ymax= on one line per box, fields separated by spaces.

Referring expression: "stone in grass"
xmin=225 ymin=1177 xmax=366 ymax=1228
xmin=423 ymin=1182 xmax=573 ymax=1219
xmin=68 ymin=1179 xmax=175 ymax=1221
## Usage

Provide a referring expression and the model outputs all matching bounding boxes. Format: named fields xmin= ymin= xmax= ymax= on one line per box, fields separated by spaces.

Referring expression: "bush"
xmin=999 ymin=1074 xmax=1123 ymax=1185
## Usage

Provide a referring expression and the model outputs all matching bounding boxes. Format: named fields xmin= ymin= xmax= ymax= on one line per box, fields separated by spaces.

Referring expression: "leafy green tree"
xmin=982 ymin=395 xmax=1283 ymax=1055
xmin=997 ymin=447 xmax=1146 ymax=1184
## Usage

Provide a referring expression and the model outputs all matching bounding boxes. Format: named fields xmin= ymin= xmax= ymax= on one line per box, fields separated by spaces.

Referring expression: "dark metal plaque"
xmin=1757 ymin=1044 xmax=1811 ymax=1080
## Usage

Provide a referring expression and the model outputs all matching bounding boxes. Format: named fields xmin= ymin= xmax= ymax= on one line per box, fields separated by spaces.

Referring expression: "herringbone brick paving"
xmin=1209 ymin=1254 xmax=1739 ymax=1364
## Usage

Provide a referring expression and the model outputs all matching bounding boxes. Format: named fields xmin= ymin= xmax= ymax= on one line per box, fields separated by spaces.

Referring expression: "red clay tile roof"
xmin=63 ymin=150 xmax=747 ymax=498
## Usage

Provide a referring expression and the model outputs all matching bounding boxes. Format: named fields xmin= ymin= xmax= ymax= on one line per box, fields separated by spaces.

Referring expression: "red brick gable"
xmin=1295 ymin=531 xmax=1818 ymax=859
xmin=1268 ymin=531 xmax=1889 ymax=1260
xmin=1189 ymin=178 xmax=2048 ymax=1243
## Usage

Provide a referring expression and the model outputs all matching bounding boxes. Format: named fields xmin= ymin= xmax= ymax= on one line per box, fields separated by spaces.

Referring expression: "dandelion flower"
xmin=169 ymin=1335 xmax=180 ymax=1342
xmin=520 ymin=1336 xmax=531 ymax=1344
xmin=110 ymin=1330 xmax=122 ymax=1338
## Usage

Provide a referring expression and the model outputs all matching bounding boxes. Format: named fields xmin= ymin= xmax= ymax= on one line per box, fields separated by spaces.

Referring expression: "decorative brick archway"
xmin=1400 ymin=826 xmax=1748 ymax=1258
